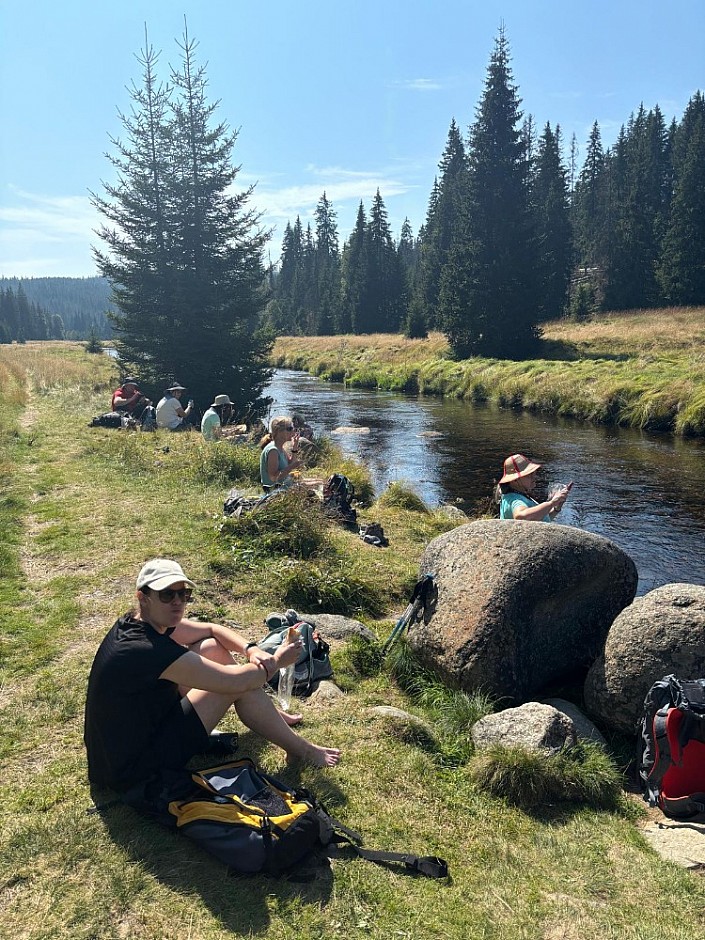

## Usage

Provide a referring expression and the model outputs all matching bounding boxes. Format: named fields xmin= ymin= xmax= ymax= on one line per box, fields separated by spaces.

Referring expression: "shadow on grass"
xmin=539 ymin=338 xmax=633 ymax=363
xmin=95 ymin=733 xmax=349 ymax=934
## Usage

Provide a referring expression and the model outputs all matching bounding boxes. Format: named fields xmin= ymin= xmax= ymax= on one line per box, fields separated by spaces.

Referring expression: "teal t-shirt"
xmin=201 ymin=408 xmax=221 ymax=441
xmin=500 ymin=492 xmax=551 ymax=522
xmin=260 ymin=441 xmax=292 ymax=488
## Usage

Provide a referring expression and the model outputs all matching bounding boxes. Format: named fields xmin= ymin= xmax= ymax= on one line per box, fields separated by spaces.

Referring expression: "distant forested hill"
xmin=0 ymin=276 xmax=115 ymax=339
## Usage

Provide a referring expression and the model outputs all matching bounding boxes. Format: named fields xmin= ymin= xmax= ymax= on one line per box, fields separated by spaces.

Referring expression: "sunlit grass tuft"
xmin=376 ymin=481 xmax=429 ymax=513
xmin=466 ymin=741 xmax=626 ymax=812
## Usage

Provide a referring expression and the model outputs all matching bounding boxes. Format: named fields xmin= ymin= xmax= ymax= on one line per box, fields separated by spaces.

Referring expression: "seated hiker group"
xmin=87 ymin=381 xmax=575 ymax=801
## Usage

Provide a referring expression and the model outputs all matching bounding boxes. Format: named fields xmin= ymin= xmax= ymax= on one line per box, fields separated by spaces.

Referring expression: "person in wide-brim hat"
xmin=156 ymin=382 xmax=193 ymax=431
xmin=201 ymin=394 xmax=235 ymax=441
xmin=495 ymin=452 xmax=570 ymax=522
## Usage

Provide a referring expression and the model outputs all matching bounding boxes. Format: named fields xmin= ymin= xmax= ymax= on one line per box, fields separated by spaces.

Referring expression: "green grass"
xmin=2 ymin=342 xmax=705 ymax=940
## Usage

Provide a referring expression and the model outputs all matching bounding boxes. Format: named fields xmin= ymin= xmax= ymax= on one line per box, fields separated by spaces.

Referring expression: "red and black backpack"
xmin=637 ymin=674 xmax=705 ymax=818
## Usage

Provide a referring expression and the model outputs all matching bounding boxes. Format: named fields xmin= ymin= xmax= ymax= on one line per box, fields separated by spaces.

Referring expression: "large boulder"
xmin=584 ymin=583 xmax=705 ymax=733
xmin=409 ymin=519 xmax=637 ymax=701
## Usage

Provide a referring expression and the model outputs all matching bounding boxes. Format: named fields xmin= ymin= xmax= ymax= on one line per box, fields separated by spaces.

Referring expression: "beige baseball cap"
xmin=136 ymin=559 xmax=196 ymax=592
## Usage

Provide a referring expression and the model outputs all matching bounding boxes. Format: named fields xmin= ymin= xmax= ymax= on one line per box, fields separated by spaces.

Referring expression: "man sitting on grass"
xmin=84 ymin=559 xmax=340 ymax=799
xmin=111 ymin=376 xmax=149 ymax=416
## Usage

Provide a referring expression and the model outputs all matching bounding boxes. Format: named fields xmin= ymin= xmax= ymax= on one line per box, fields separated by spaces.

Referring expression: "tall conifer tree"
xmin=532 ymin=123 xmax=573 ymax=320
xmin=658 ymin=92 xmax=705 ymax=304
xmin=93 ymin=27 xmax=272 ymax=415
xmin=439 ymin=29 xmax=538 ymax=358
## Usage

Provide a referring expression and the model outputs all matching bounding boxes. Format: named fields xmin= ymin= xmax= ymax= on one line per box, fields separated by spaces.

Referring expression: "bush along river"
xmin=267 ymin=368 xmax=705 ymax=597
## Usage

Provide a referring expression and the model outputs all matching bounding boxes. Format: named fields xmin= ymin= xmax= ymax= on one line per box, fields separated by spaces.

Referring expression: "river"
xmin=267 ymin=368 xmax=705 ymax=596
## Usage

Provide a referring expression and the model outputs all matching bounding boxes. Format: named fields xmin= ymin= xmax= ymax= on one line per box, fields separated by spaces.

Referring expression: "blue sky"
xmin=1 ymin=0 xmax=703 ymax=278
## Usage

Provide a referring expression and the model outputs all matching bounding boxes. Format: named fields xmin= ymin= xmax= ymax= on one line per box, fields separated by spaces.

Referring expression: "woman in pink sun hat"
xmin=495 ymin=453 xmax=571 ymax=522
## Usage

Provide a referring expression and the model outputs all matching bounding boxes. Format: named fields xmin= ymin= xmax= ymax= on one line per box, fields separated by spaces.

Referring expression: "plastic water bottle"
xmin=278 ymin=610 xmax=300 ymax=710
xmin=278 ymin=663 xmax=294 ymax=711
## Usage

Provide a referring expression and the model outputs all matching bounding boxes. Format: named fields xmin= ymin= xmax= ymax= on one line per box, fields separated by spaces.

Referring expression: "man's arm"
xmin=171 ymin=618 xmax=248 ymax=654
xmin=161 ymin=635 xmax=301 ymax=693
xmin=171 ymin=618 xmax=278 ymax=672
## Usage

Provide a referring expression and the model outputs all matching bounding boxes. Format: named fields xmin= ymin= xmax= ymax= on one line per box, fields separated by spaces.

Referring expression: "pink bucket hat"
xmin=499 ymin=453 xmax=541 ymax=484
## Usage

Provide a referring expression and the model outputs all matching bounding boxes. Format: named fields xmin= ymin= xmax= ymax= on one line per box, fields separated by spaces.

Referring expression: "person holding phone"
xmin=495 ymin=453 xmax=571 ymax=522
xmin=84 ymin=558 xmax=340 ymax=799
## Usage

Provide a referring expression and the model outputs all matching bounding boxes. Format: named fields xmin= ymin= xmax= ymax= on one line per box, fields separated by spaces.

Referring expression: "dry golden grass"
xmin=0 ymin=340 xmax=116 ymax=394
xmin=544 ymin=306 xmax=705 ymax=354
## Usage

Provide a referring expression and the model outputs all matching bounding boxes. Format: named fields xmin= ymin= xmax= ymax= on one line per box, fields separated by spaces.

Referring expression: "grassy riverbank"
xmin=273 ymin=307 xmax=705 ymax=437
xmin=2 ymin=342 xmax=705 ymax=939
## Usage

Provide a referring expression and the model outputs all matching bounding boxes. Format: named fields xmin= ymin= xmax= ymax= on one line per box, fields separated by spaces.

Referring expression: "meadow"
xmin=1 ymin=341 xmax=704 ymax=940
xmin=273 ymin=307 xmax=705 ymax=437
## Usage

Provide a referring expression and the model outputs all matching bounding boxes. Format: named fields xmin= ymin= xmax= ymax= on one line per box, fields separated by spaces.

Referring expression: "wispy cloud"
xmin=250 ymin=164 xmax=418 ymax=236
xmin=392 ymin=78 xmax=444 ymax=92
xmin=0 ymin=186 xmax=100 ymax=276
xmin=0 ymin=186 xmax=97 ymax=237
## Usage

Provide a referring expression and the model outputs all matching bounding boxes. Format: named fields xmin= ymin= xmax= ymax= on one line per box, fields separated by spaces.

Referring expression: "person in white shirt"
xmin=156 ymin=383 xmax=194 ymax=431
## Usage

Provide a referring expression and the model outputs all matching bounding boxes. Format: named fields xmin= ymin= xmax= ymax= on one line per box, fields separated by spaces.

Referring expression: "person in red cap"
xmin=84 ymin=558 xmax=340 ymax=798
xmin=496 ymin=453 xmax=571 ymax=522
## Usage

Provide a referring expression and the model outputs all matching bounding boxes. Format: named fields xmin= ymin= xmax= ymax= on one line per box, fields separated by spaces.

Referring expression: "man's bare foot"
xmin=278 ymin=709 xmax=303 ymax=727
xmin=287 ymin=741 xmax=341 ymax=768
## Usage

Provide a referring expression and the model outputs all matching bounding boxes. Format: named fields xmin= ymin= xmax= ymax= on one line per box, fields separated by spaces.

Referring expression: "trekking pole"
xmin=382 ymin=573 xmax=435 ymax=656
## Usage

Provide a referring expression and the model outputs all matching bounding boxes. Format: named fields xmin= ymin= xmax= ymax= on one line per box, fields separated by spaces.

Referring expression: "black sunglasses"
xmin=156 ymin=587 xmax=193 ymax=603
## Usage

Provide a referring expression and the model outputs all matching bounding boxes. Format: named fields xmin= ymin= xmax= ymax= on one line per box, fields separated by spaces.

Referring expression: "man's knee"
xmin=188 ymin=636 xmax=233 ymax=665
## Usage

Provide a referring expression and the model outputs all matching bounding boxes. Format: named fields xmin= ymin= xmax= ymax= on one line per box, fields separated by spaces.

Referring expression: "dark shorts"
xmin=147 ymin=696 xmax=210 ymax=773
xmin=117 ymin=699 xmax=210 ymax=814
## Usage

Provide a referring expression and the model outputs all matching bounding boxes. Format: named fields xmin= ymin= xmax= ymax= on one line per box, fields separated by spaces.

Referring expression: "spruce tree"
xmin=573 ymin=121 xmax=606 ymax=272
xmin=340 ymin=202 xmax=369 ymax=333
xmin=414 ymin=121 xmax=467 ymax=330
xmin=92 ymin=35 xmax=175 ymax=383
xmin=312 ymin=192 xmax=341 ymax=335
xmin=658 ymin=92 xmax=705 ymax=305
xmin=603 ymin=105 xmax=669 ymax=309
xmin=366 ymin=189 xmax=403 ymax=332
xmin=532 ymin=123 xmax=573 ymax=320
xmin=439 ymin=30 xmax=538 ymax=358
xmin=93 ymin=28 xmax=272 ymax=416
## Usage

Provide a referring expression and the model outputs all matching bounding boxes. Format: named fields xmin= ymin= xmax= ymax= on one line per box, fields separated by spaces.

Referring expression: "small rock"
xmin=309 ymin=680 xmax=344 ymax=702
xmin=435 ymin=504 xmax=469 ymax=523
xmin=371 ymin=706 xmax=422 ymax=722
xmin=301 ymin=613 xmax=377 ymax=643
xmin=541 ymin=698 xmax=607 ymax=748
xmin=330 ymin=426 xmax=370 ymax=435
xmin=471 ymin=702 xmax=577 ymax=755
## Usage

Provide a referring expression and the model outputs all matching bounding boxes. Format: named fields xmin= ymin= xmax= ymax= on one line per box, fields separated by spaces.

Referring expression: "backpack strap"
xmin=294 ymin=621 xmax=316 ymax=696
xmin=325 ymin=841 xmax=449 ymax=878
xmin=642 ymin=709 xmax=673 ymax=806
xmin=314 ymin=804 xmax=449 ymax=880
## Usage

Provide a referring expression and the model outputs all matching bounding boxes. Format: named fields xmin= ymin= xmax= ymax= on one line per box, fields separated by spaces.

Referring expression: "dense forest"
xmin=0 ymin=283 xmax=66 ymax=343
xmin=0 ymin=276 xmax=114 ymax=341
xmin=268 ymin=35 xmax=705 ymax=357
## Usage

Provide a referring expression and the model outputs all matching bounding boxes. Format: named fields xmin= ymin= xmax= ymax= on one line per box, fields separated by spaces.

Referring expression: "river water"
xmin=267 ymin=368 xmax=705 ymax=596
